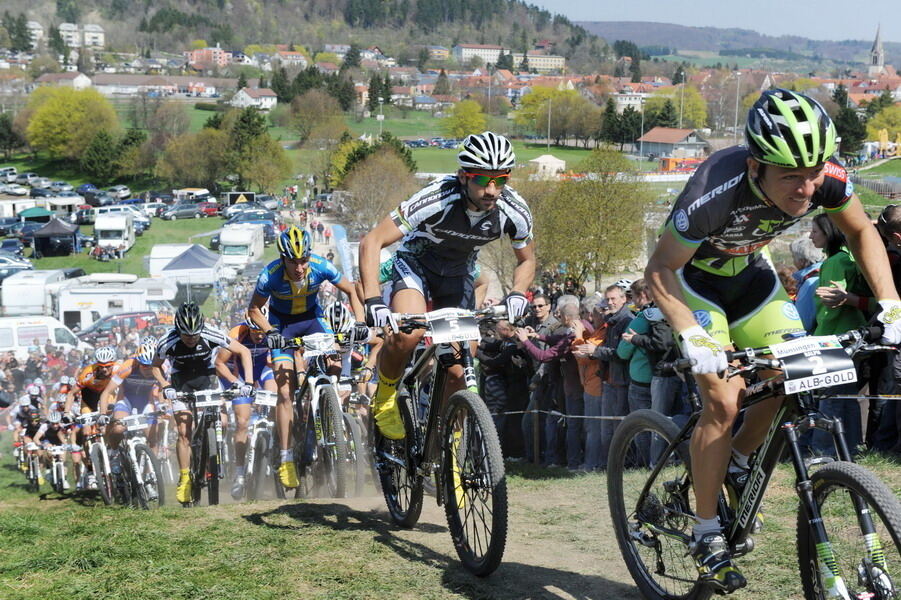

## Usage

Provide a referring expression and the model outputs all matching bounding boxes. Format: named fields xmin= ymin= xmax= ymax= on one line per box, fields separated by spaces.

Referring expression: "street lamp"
xmin=732 ymin=71 xmax=743 ymax=143
xmin=546 ymin=96 xmax=551 ymax=152
xmin=638 ymin=96 xmax=645 ymax=158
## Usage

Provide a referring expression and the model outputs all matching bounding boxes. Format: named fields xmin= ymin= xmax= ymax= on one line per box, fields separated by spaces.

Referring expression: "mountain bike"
xmin=23 ymin=442 xmax=41 ymax=493
xmin=373 ymin=305 xmax=508 ymax=576
xmin=109 ymin=413 xmax=165 ymax=509
xmin=344 ymin=382 xmax=375 ymax=497
xmin=608 ymin=326 xmax=901 ymax=599
xmin=243 ymin=390 xmax=285 ymax=501
xmin=13 ymin=439 xmax=27 ymax=473
xmin=156 ymin=415 xmax=177 ymax=485
xmin=285 ymin=332 xmax=348 ymax=499
xmin=177 ymin=389 xmax=237 ymax=507
xmin=76 ymin=412 xmax=116 ymax=504
xmin=47 ymin=444 xmax=70 ymax=494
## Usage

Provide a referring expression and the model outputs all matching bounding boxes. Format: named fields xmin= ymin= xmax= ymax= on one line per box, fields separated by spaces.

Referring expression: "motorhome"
xmin=1 ymin=269 xmax=68 ymax=316
xmin=173 ymin=188 xmax=213 ymax=203
xmin=0 ymin=315 xmax=90 ymax=359
xmin=94 ymin=213 xmax=135 ymax=253
xmin=53 ymin=273 xmax=177 ymax=330
xmin=218 ymin=224 xmax=265 ymax=271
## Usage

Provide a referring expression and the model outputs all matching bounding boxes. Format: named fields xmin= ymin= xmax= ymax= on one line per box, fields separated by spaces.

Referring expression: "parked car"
xmin=4 ymin=184 xmax=29 ymax=196
xmin=197 ymin=201 xmax=219 ymax=217
xmin=0 ymin=167 xmax=17 ymax=182
xmin=0 ymin=252 xmax=33 ymax=282
xmin=209 ymin=232 xmax=220 ymax=251
xmin=107 ymin=185 xmax=131 ymax=199
xmin=71 ymin=208 xmax=95 ymax=225
xmin=56 ymin=191 xmax=84 ymax=202
xmin=134 ymin=220 xmax=146 ymax=236
xmin=161 ymin=203 xmax=202 ymax=220
xmin=8 ymin=221 xmax=43 ymax=247
xmin=257 ymin=195 xmax=279 ymax=211
xmin=143 ymin=202 xmax=168 ymax=217
xmin=226 ymin=213 xmax=276 ymax=244
xmin=148 ymin=191 xmax=174 ymax=204
xmin=29 ymin=187 xmax=54 ymax=198
xmin=77 ymin=311 xmax=163 ymax=345
xmin=0 ymin=238 xmax=24 ymax=257
xmin=222 ymin=201 xmax=265 ymax=219
xmin=76 ymin=183 xmax=98 ymax=195
xmin=84 ymin=191 xmax=117 ymax=207
xmin=49 ymin=181 xmax=74 ymax=193
xmin=32 ymin=177 xmax=52 ymax=189
xmin=226 ymin=209 xmax=277 ymax=225
xmin=15 ymin=172 xmax=38 ymax=186
xmin=0 ymin=217 xmax=21 ymax=236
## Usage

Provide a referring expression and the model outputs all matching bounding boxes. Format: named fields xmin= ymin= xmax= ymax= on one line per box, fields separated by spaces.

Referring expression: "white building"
xmin=82 ymin=24 xmax=105 ymax=48
xmin=59 ymin=23 xmax=80 ymax=48
xmin=510 ymin=51 xmax=565 ymax=73
xmin=612 ymin=91 xmax=650 ymax=114
xmin=34 ymin=72 xmax=92 ymax=90
xmin=26 ymin=22 xmax=43 ymax=49
xmin=231 ymin=87 xmax=278 ymax=111
xmin=452 ymin=44 xmax=504 ymax=66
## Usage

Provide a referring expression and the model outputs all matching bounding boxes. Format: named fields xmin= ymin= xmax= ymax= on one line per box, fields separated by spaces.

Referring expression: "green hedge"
xmin=195 ymin=102 xmax=226 ymax=112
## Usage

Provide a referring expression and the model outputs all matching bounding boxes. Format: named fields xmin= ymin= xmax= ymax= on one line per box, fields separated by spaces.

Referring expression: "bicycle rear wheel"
xmin=26 ymin=455 xmax=40 ymax=493
xmin=53 ymin=462 xmax=65 ymax=494
xmin=376 ymin=392 xmax=423 ymax=528
xmin=320 ymin=386 xmax=348 ymax=498
xmin=798 ymin=461 xmax=901 ymax=600
xmin=190 ymin=426 xmax=209 ymax=506
xmin=90 ymin=442 xmax=114 ymax=506
xmin=608 ymin=409 xmax=709 ymax=600
xmin=441 ymin=390 xmax=507 ymax=577
xmin=343 ymin=412 xmax=366 ymax=497
xmin=207 ymin=427 xmax=220 ymax=506
xmin=134 ymin=443 xmax=164 ymax=509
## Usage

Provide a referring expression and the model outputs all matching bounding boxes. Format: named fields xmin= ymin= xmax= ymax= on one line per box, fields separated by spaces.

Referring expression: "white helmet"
xmin=59 ymin=375 xmax=71 ymax=386
xmin=26 ymin=384 xmax=41 ymax=397
xmin=324 ymin=302 xmax=353 ymax=335
xmin=458 ymin=131 xmax=515 ymax=171
xmin=33 ymin=377 xmax=43 ymax=386
xmin=94 ymin=346 xmax=117 ymax=365
xmin=48 ymin=410 xmax=62 ymax=424
xmin=614 ymin=278 xmax=634 ymax=292
xmin=135 ymin=339 xmax=156 ymax=366
xmin=18 ymin=396 xmax=30 ymax=407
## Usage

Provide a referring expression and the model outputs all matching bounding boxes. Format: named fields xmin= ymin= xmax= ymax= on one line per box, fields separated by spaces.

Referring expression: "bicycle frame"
xmin=294 ymin=367 xmax=339 ymax=463
xmin=186 ymin=392 xmax=226 ymax=490
xmin=246 ymin=393 xmax=277 ymax=482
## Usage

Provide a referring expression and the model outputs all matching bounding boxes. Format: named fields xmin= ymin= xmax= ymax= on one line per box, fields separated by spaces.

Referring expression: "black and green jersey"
xmin=664 ymin=146 xmax=853 ymax=276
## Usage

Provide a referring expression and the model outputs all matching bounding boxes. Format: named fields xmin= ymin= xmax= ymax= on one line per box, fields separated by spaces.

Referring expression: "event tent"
xmin=31 ymin=217 xmax=80 ymax=257
xmin=160 ymin=244 xmax=222 ymax=286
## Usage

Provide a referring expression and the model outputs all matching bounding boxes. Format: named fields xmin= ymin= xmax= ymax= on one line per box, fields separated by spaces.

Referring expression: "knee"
xmin=702 ymin=396 xmax=740 ymax=426
xmin=389 ymin=330 xmax=424 ymax=354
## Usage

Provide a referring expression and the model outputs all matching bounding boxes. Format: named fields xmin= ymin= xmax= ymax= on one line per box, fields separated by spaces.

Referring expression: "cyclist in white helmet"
xmin=99 ymin=338 xmax=162 ymax=454
xmin=359 ymin=131 xmax=536 ymax=439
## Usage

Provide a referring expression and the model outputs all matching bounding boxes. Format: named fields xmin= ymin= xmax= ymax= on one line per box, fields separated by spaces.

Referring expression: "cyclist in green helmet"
xmin=646 ymin=88 xmax=901 ymax=593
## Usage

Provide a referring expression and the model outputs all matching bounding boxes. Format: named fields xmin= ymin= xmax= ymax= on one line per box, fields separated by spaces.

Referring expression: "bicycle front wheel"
xmin=797 ymin=461 xmax=901 ymax=600
xmin=608 ymin=409 xmax=708 ymax=600
xmin=320 ymin=386 xmax=348 ymax=498
xmin=207 ymin=427 xmax=220 ymax=506
xmin=376 ymin=392 xmax=423 ymax=528
xmin=134 ymin=443 xmax=164 ymax=509
xmin=343 ymin=412 xmax=366 ymax=497
xmin=90 ymin=443 xmax=114 ymax=506
xmin=441 ymin=390 xmax=507 ymax=577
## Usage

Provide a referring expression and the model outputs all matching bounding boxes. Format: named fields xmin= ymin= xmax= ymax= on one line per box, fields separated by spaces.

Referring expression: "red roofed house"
xmin=231 ymin=87 xmax=278 ymax=111
xmin=636 ymin=127 xmax=710 ymax=159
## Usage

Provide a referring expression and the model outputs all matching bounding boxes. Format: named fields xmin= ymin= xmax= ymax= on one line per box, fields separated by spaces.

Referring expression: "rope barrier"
xmin=494 ymin=409 xmax=625 ymax=421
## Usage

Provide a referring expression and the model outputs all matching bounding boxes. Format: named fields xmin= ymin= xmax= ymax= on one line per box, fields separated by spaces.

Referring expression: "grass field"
xmin=859 ymin=158 xmax=901 ymax=178
xmin=2 ymin=427 xmax=901 ymax=600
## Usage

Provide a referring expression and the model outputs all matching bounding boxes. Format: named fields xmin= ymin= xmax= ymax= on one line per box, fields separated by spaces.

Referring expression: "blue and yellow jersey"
xmin=254 ymin=254 xmax=342 ymax=316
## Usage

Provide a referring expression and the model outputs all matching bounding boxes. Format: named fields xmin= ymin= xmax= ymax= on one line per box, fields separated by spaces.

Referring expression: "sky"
xmin=523 ymin=0 xmax=897 ymax=43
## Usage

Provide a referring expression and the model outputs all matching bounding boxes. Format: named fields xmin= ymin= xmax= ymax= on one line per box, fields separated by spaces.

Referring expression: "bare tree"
xmin=342 ymin=148 xmax=419 ymax=233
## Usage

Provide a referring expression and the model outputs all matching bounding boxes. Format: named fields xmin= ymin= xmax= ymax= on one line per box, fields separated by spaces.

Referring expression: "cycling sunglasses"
xmin=462 ymin=172 xmax=510 ymax=188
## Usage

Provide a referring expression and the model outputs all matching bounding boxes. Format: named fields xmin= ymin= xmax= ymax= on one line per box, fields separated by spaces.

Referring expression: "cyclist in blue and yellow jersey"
xmin=646 ymin=89 xmax=901 ymax=593
xmin=246 ymin=225 xmax=365 ymax=490
xmin=98 ymin=338 xmax=161 ymax=455
xmin=214 ymin=306 xmax=279 ymax=499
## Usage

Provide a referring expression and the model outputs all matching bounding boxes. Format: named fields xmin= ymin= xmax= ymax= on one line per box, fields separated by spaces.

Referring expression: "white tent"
xmin=147 ymin=244 xmax=193 ymax=277
xmin=160 ymin=244 xmax=223 ymax=287
xmin=528 ymin=154 xmax=566 ymax=179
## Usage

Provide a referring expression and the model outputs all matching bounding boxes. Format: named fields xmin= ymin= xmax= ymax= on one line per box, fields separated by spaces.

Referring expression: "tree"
xmin=416 ymin=47 xmax=430 ymax=71
xmin=434 ymin=69 xmax=451 ymax=96
xmin=156 ymin=128 xmax=230 ymax=189
xmin=291 ymin=89 xmax=343 ymax=142
xmin=600 ymin=98 xmax=621 ymax=144
xmin=629 ymin=59 xmax=642 ymax=83
xmin=236 ymin=135 xmax=293 ymax=192
xmin=236 ymin=72 xmax=248 ymax=91
xmin=0 ymin=112 xmax=24 ymax=159
xmin=673 ymin=64 xmax=686 ymax=85
xmin=442 ymin=100 xmax=487 ymax=138
xmin=344 ymin=44 xmax=362 ymax=68
xmin=834 ymin=107 xmax=867 ymax=155
xmin=47 ymin=25 xmax=69 ymax=62
xmin=535 ymin=148 xmax=653 ymax=284
xmin=367 ymin=73 xmax=381 ymax=112
xmin=145 ymin=101 xmax=190 ymax=157
xmin=342 ymin=149 xmax=419 ymax=232
xmin=832 ymin=84 xmax=849 ymax=108
xmin=270 ymin=67 xmax=292 ymax=103
xmin=55 ymin=0 xmax=80 ymax=23
xmin=519 ymin=54 xmax=529 ymax=73
xmin=496 ymin=51 xmax=513 ymax=71
xmin=866 ymin=105 xmax=901 ymax=140
xmin=618 ymin=106 xmax=641 ymax=150
xmin=115 ymin=129 xmax=148 ymax=179
xmin=647 ymin=99 xmax=678 ymax=129
xmin=80 ymin=130 xmax=118 ymax=184
xmin=26 ymin=87 xmax=119 ymax=161
xmin=381 ymin=73 xmax=392 ymax=105
xmin=645 ymin=85 xmax=707 ymax=129
xmin=864 ymin=89 xmax=896 ymax=119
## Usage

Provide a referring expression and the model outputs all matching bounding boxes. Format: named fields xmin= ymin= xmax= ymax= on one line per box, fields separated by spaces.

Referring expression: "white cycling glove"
xmin=877 ymin=300 xmax=901 ymax=345
xmin=162 ymin=386 xmax=178 ymax=401
xmin=504 ymin=292 xmax=530 ymax=321
xmin=678 ymin=325 xmax=727 ymax=375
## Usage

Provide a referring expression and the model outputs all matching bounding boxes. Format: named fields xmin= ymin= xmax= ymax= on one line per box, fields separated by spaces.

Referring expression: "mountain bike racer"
xmin=246 ymin=225 xmax=365 ymax=490
xmin=358 ymin=131 xmax=536 ymax=440
xmin=151 ymin=302 xmax=254 ymax=505
xmin=214 ymin=307 xmax=279 ymax=499
xmin=645 ymin=88 xmax=901 ymax=593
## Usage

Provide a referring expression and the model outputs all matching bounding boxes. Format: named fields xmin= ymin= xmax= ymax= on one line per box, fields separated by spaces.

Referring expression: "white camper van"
xmin=53 ymin=273 xmax=177 ymax=330
xmin=219 ymin=224 xmax=265 ymax=271
xmin=0 ymin=315 xmax=90 ymax=359
xmin=1 ymin=269 xmax=68 ymax=316
xmin=94 ymin=213 xmax=135 ymax=253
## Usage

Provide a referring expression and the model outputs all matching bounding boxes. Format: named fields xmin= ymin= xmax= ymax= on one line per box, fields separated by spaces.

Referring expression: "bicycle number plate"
xmin=302 ymin=332 xmax=335 ymax=358
xmin=194 ymin=398 xmax=222 ymax=409
xmin=426 ymin=308 xmax=480 ymax=344
xmin=770 ymin=335 xmax=856 ymax=395
xmin=253 ymin=391 xmax=277 ymax=407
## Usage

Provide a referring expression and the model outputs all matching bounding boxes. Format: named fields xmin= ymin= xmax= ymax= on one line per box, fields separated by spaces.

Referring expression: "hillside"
xmin=577 ymin=21 xmax=901 ymax=67
xmin=2 ymin=0 xmax=610 ymax=72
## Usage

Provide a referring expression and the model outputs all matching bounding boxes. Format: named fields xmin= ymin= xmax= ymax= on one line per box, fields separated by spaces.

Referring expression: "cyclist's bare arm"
xmin=226 ymin=339 xmax=253 ymax=386
xmin=63 ymin=388 xmax=77 ymax=414
xmin=335 ymin=277 xmax=365 ymax=321
xmin=98 ymin=379 xmax=120 ymax=416
xmin=150 ymin=358 xmax=170 ymax=389
xmin=214 ymin=347 xmax=237 ymax=381
xmin=510 ymin=241 xmax=537 ymax=294
xmin=247 ymin=293 xmax=276 ymax=332
xmin=645 ymin=230 xmax=705 ymax=334
xmin=829 ymin=195 xmax=900 ymax=302
xmin=359 ymin=215 xmax=404 ymax=299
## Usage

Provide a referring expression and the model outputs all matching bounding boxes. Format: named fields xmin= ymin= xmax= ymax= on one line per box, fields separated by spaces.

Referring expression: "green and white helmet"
xmin=745 ymin=89 xmax=838 ymax=168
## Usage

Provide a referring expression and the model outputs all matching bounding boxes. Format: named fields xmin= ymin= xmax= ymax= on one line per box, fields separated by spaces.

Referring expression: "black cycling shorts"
xmin=390 ymin=253 xmax=475 ymax=310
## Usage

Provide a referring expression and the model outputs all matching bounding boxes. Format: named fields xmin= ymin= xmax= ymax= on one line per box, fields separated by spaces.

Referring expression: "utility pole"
xmin=547 ymin=96 xmax=551 ymax=152
xmin=678 ymin=75 xmax=685 ymax=128
xmin=733 ymin=71 xmax=742 ymax=143
xmin=378 ymin=97 xmax=384 ymax=137
xmin=639 ymin=97 xmax=645 ymax=158
xmin=487 ymin=63 xmax=492 ymax=115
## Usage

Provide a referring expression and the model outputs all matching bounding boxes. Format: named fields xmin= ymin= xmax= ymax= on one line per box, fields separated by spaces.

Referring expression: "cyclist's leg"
xmin=430 ymin=272 xmax=477 ymax=400
xmin=231 ymin=394 xmax=252 ymax=468
xmin=106 ymin=398 xmax=132 ymax=449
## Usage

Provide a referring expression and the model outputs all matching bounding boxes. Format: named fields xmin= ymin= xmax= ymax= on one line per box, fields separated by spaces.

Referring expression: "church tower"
xmin=869 ymin=24 xmax=885 ymax=77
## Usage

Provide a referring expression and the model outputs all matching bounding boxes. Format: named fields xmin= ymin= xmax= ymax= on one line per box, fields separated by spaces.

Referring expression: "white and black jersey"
xmin=155 ymin=326 xmax=231 ymax=376
xmin=390 ymin=175 xmax=533 ymax=277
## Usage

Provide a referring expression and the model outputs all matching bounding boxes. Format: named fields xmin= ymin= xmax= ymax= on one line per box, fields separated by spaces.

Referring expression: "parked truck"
xmin=218 ymin=224 xmax=265 ymax=272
